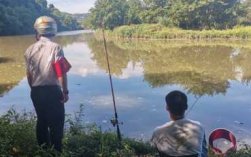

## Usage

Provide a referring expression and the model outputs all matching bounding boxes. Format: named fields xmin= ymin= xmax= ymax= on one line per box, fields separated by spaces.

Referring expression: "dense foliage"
xmin=107 ymin=24 xmax=251 ymax=39
xmin=88 ymin=0 xmax=251 ymax=30
xmin=0 ymin=0 xmax=81 ymax=36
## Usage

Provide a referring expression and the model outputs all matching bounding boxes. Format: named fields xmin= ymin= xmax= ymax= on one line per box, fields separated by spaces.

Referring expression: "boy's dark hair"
xmin=165 ymin=91 xmax=188 ymax=116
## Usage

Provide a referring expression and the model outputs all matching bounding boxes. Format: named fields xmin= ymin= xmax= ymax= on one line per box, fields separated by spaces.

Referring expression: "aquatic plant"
xmin=100 ymin=24 xmax=251 ymax=40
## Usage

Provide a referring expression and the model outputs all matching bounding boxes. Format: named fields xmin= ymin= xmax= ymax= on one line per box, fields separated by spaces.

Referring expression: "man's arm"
xmin=24 ymin=52 xmax=32 ymax=88
xmin=26 ymin=72 xmax=32 ymax=88
xmin=58 ymin=73 xmax=69 ymax=103
xmin=54 ymin=46 xmax=71 ymax=103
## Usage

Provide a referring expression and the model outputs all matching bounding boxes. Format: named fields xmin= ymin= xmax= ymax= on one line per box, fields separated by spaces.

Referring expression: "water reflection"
xmin=88 ymin=36 xmax=251 ymax=96
xmin=85 ymin=37 xmax=251 ymax=141
xmin=0 ymin=36 xmax=31 ymax=96
xmin=0 ymin=31 xmax=251 ymax=142
xmin=0 ymin=32 xmax=88 ymax=96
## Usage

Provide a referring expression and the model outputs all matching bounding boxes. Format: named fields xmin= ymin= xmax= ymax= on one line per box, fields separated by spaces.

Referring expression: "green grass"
xmin=99 ymin=24 xmax=251 ymax=40
xmin=0 ymin=106 xmax=250 ymax=156
xmin=0 ymin=106 xmax=156 ymax=157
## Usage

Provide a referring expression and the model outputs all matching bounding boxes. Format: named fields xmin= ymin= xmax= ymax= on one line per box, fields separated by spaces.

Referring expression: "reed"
xmin=101 ymin=24 xmax=251 ymax=40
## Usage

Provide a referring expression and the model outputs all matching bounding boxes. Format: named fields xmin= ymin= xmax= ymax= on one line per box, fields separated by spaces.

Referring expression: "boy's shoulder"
xmin=153 ymin=121 xmax=174 ymax=134
xmin=154 ymin=119 xmax=203 ymax=134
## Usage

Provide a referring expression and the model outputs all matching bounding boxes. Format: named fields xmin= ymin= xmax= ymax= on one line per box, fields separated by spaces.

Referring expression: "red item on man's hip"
xmin=54 ymin=57 xmax=71 ymax=77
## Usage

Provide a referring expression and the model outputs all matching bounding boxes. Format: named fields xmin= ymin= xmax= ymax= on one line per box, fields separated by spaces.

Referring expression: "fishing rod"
xmin=101 ymin=24 xmax=122 ymax=141
xmin=186 ymin=95 xmax=202 ymax=116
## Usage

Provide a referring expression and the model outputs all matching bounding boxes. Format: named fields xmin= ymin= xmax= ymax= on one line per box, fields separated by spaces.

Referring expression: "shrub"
xmin=0 ymin=106 xmax=156 ymax=157
xmin=104 ymin=24 xmax=251 ymax=40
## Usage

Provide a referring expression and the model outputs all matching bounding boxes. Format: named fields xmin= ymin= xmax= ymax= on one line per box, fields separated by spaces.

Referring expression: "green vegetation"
xmin=0 ymin=0 xmax=81 ymax=36
xmin=102 ymin=24 xmax=251 ymax=39
xmin=0 ymin=106 xmax=250 ymax=156
xmin=88 ymin=0 xmax=251 ymax=30
xmin=0 ymin=106 xmax=156 ymax=156
xmin=86 ymin=0 xmax=251 ymax=39
xmin=88 ymin=0 xmax=128 ymax=30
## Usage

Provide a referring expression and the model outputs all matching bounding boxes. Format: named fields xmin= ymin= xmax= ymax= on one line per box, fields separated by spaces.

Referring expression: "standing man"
xmin=152 ymin=91 xmax=208 ymax=157
xmin=24 ymin=16 xmax=71 ymax=152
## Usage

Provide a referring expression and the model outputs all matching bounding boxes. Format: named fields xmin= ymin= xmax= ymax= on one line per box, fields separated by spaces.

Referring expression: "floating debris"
xmin=102 ymin=120 xmax=108 ymax=123
xmin=235 ymin=121 xmax=244 ymax=125
xmin=237 ymin=130 xmax=243 ymax=133
xmin=216 ymin=117 xmax=222 ymax=122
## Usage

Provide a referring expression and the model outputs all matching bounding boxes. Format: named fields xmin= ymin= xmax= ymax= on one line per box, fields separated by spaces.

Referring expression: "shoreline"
xmin=97 ymin=24 xmax=251 ymax=40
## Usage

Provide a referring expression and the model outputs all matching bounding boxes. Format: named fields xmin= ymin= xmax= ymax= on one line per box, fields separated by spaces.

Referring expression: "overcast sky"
xmin=47 ymin=0 xmax=96 ymax=14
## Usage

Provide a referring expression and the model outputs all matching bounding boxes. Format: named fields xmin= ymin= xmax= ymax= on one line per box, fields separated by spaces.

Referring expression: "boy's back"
xmin=152 ymin=118 xmax=205 ymax=156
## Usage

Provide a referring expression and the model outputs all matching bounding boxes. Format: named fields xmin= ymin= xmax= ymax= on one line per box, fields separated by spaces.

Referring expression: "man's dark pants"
xmin=31 ymin=85 xmax=65 ymax=152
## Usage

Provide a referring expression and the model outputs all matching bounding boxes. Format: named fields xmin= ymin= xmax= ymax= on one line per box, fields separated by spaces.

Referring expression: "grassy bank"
xmin=0 ymin=106 xmax=155 ymax=157
xmin=0 ymin=107 xmax=250 ymax=156
xmin=102 ymin=24 xmax=251 ymax=40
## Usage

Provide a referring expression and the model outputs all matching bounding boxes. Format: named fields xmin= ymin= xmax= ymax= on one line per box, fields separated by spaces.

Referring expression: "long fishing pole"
xmin=101 ymin=25 xmax=122 ymax=141
xmin=186 ymin=95 xmax=202 ymax=116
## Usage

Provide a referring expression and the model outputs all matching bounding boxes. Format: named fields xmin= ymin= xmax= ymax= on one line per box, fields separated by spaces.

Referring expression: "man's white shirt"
xmin=24 ymin=37 xmax=65 ymax=87
xmin=152 ymin=118 xmax=207 ymax=157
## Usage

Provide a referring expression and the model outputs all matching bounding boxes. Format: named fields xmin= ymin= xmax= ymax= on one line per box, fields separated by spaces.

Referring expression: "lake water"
xmin=0 ymin=30 xmax=251 ymax=144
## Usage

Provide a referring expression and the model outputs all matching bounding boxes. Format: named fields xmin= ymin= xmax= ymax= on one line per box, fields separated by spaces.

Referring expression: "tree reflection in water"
xmin=88 ymin=35 xmax=251 ymax=96
xmin=0 ymin=33 xmax=86 ymax=96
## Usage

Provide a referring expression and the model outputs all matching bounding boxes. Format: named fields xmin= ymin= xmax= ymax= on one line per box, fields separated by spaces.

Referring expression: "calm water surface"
xmin=0 ymin=30 xmax=251 ymax=143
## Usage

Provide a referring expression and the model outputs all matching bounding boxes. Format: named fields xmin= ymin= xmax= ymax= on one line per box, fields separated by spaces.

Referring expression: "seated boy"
xmin=151 ymin=91 xmax=207 ymax=157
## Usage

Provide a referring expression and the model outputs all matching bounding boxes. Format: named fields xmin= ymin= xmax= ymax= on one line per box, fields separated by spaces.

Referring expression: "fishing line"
xmin=101 ymin=25 xmax=122 ymax=141
xmin=186 ymin=95 xmax=202 ymax=116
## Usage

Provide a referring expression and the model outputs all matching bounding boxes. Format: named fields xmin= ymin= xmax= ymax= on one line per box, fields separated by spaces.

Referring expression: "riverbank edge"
xmin=97 ymin=24 xmax=251 ymax=40
xmin=0 ymin=107 xmax=251 ymax=156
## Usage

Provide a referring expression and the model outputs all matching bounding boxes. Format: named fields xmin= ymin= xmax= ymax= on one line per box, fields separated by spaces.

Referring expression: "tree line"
xmin=87 ymin=0 xmax=251 ymax=30
xmin=0 ymin=0 xmax=81 ymax=36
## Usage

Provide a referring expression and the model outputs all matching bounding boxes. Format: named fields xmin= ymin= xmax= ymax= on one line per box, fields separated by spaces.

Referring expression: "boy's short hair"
xmin=165 ymin=91 xmax=188 ymax=116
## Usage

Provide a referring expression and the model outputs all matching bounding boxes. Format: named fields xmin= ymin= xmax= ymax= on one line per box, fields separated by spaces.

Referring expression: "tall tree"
xmin=89 ymin=0 xmax=129 ymax=29
xmin=0 ymin=0 xmax=81 ymax=36
xmin=140 ymin=0 xmax=168 ymax=23
xmin=166 ymin=0 xmax=241 ymax=29
xmin=238 ymin=0 xmax=251 ymax=25
xmin=86 ymin=0 xmax=245 ymax=30
xmin=126 ymin=0 xmax=142 ymax=24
